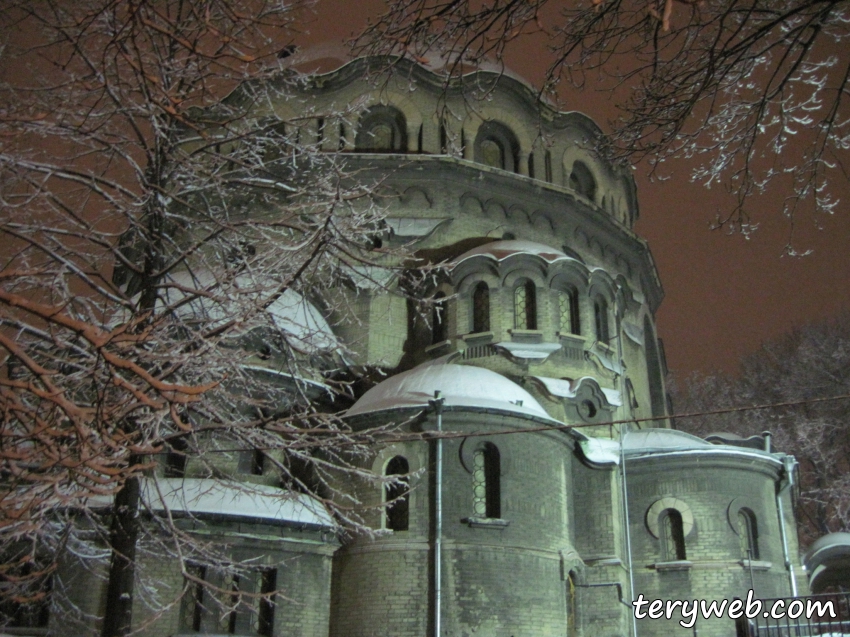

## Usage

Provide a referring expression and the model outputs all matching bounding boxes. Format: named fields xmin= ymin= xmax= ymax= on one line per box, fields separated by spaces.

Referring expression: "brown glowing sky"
xmin=299 ymin=1 xmax=850 ymax=379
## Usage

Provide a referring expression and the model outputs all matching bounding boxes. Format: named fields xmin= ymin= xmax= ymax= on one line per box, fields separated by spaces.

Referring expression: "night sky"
xmin=301 ymin=1 xmax=850 ymax=378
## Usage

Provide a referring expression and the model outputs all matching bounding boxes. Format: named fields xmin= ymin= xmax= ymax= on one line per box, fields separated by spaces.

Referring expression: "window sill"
xmin=652 ymin=560 xmax=693 ymax=572
xmin=461 ymin=517 xmax=510 ymax=529
xmin=557 ymin=332 xmax=585 ymax=344
xmin=508 ymin=329 xmax=543 ymax=343
xmin=425 ymin=340 xmax=451 ymax=355
xmin=740 ymin=559 xmax=772 ymax=571
xmin=461 ymin=331 xmax=494 ymax=344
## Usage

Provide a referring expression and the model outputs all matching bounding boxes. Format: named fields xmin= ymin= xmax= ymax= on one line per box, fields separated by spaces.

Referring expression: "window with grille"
xmin=737 ymin=509 xmax=759 ymax=560
xmin=514 ymin=280 xmax=537 ymax=330
xmin=474 ymin=121 xmax=519 ymax=172
xmin=472 ymin=443 xmax=500 ymax=518
xmin=354 ymin=106 xmax=407 ymax=152
xmin=558 ymin=288 xmax=580 ymax=335
xmin=472 ymin=282 xmax=490 ymax=333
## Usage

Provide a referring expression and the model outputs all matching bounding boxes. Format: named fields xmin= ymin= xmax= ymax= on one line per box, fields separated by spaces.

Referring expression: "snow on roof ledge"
xmin=531 ymin=376 xmax=622 ymax=407
xmin=346 ymin=362 xmax=558 ymax=422
xmin=139 ymin=478 xmax=334 ymax=527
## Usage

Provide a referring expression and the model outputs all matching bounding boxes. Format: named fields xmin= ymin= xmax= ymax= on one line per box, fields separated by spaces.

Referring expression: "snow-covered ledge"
xmin=495 ymin=341 xmax=561 ymax=361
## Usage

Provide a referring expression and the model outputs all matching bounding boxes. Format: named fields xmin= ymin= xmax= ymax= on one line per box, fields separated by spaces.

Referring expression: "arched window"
xmin=472 ymin=281 xmax=490 ymax=333
xmin=738 ymin=509 xmax=759 ymax=560
xmin=644 ymin=316 xmax=667 ymax=419
xmin=385 ymin=456 xmax=409 ymax=531
xmin=472 ymin=443 xmax=500 ymax=518
xmin=514 ymin=280 xmax=537 ymax=330
xmin=660 ymin=509 xmax=687 ymax=561
xmin=474 ymin=121 xmax=519 ymax=172
xmin=558 ymin=287 xmax=581 ymax=335
xmin=594 ymin=296 xmax=610 ymax=344
xmin=431 ymin=292 xmax=448 ymax=344
xmin=354 ymin=105 xmax=407 ymax=152
xmin=569 ymin=160 xmax=597 ymax=201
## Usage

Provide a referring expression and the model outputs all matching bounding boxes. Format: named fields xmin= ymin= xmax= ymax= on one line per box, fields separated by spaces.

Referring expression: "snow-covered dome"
xmin=161 ymin=270 xmax=338 ymax=353
xmin=622 ymin=428 xmax=715 ymax=453
xmin=452 ymin=240 xmax=572 ymax=267
xmin=346 ymin=362 xmax=556 ymax=421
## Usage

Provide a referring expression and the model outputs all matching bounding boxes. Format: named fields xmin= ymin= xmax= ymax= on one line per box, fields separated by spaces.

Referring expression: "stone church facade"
xmin=15 ymin=57 xmax=806 ymax=637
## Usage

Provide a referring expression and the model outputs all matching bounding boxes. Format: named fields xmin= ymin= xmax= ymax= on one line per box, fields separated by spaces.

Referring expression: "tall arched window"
xmin=474 ymin=121 xmax=519 ymax=172
xmin=472 ymin=443 xmax=500 ymax=518
xmin=514 ymin=280 xmax=537 ymax=330
xmin=594 ymin=297 xmax=610 ymax=344
xmin=558 ymin=287 xmax=581 ymax=335
xmin=431 ymin=292 xmax=447 ymax=344
xmin=355 ymin=105 xmax=407 ymax=152
xmin=660 ymin=509 xmax=686 ymax=560
xmin=569 ymin=160 xmax=597 ymax=201
xmin=737 ymin=509 xmax=759 ymax=560
xmin=644 ymin=316 xmax=666 ymax=419
xmin=385 ymin=456 xmax=409 ymax=531
xmin=472 ymin=281 xmax=490 ymax=333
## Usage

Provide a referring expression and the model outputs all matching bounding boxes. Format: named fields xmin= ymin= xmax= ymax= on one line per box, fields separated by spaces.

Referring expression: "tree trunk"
xmin=101 ymin=470 xmax=140 ymax=637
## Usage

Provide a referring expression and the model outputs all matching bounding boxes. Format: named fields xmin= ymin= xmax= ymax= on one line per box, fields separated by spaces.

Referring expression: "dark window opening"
xmin=0 ymin=562 xmax=51 ymax=629
xmin=417 ymin=124 xmax=423 ymax=152
xmin=472 ymin=443 xmax=500 ymax=518
xmin=528 ymin=152 xmax=535 ymax=179
xmin=660 ymin=509 xmax=686 ymax=560
xmin=472 ymin=282 xmax=490 ymax=333
xmin=432 ymin=292 xmax=448 ymax=344
xmin=251 ymin=449 xmax=266 ymax=476
xmin=569 ymin=160 xmax=597 ymax=201
xmin=594 ymin=297 xmax=610 ymax=345
xmin=316 ymin=117 xmax=324 ymax=145
xmin=182 ymin=565 xmax=276 ymax=636
xmin=545 ymin=150 xmax=553 ymax=183
xmin=165 ymin=437 xmax=189 ymax=478
xmin=338 ymin=122 xmax=346 ymax=150
xmin=440 ymin=122 xmax=448 ymax=154
xmin=385 ymin=456 xmax=410 ymax=531
xmin=514 ymin=280 xmax=537 ymax=330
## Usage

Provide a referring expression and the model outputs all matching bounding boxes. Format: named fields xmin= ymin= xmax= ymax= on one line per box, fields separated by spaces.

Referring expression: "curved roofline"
xmin=345 ymin=362 xmax=561 ymax=423
xmin=303 ymin=56 xmax=607 ymax=139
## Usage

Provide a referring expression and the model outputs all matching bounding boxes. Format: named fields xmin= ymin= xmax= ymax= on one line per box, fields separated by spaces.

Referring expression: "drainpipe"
xmin=776 ymin=455 xmax=798 ymax=597
xmin=620 ymin=427 xmax=638 ymax=637
xmin=615 ymin=297 xmax=637 ymax=637
xmin=429 ymin=391 xmax=446 ymax=637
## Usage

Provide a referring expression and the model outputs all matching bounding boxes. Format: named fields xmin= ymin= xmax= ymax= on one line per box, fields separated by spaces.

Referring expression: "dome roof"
xmin=346 ymin=362 xmax=555 ymax=421
xmin=622 ymin=428 xmax=715 ymax=453
xmin=453 ymin=240 xmax=571 ymax=267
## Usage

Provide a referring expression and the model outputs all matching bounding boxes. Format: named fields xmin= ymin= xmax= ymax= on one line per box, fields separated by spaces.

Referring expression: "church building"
xmin=20 ymin=56 xmax=807 ymax=637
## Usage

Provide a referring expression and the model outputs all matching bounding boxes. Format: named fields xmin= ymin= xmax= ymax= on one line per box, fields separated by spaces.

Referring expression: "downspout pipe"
xmin=621 ymin=427 xmax=638 ymax=637
xmin=776 ymin=455 xmax=798 ymax=597
xmin=429 ymin=391 xmax=446 ymax=637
